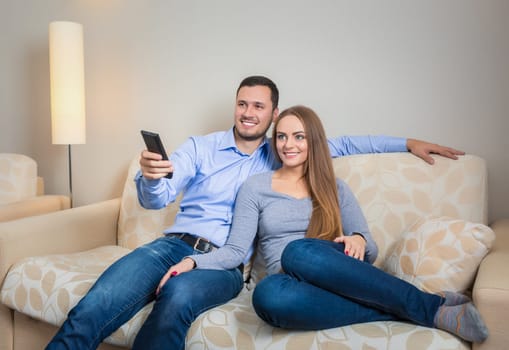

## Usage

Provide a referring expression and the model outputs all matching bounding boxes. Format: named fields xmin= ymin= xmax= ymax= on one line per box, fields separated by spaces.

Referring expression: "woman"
xmin=165 ymin=105 xmax=488 ymax=343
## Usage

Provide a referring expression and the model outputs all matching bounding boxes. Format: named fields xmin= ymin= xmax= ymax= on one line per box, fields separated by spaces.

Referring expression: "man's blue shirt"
xmin=135 ymin=128 xmax=406 ymax=247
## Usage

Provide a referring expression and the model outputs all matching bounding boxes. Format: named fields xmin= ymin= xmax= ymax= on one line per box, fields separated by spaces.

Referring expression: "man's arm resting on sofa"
xmin=473 ymin=219 xmax=509 ymax=350
xmin=0 ymin=195 xmax=71 ymax=222
xmin=0 ymin=198 xmax=120 ymax=282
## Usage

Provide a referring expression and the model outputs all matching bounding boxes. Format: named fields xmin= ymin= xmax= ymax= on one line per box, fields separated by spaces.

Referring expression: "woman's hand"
xmin=156 ymin=257 xmax=196 ymax=295
xmin=334 ymin=234 xmax=366 ymax=260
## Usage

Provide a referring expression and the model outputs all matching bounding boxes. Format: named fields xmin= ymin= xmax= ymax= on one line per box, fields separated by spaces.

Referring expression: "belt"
xmin=170 ymin=233 xmax=218 ymax=253
xmin=169 ymin=233 xmax=243 ymax=274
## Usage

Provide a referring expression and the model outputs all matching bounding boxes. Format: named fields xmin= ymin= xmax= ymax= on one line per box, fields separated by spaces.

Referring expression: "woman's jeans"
xmin=46 ymin=235 xmax=244 ymax=350
xmin=252 ymin=238 xmax=442 ymax=330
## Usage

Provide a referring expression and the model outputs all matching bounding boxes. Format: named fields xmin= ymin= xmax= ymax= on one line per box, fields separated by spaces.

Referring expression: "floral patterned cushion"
xmin=383 ymin=216 xmax=495 ymax=293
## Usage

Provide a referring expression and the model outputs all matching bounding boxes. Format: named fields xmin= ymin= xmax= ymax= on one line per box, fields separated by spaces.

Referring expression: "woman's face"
xmin=275 ymin=115 xmax=308 ymax=169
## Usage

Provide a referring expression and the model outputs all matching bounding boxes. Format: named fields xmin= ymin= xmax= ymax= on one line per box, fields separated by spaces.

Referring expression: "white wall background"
xmin=1 ymin=0 xmax=508 ymax=223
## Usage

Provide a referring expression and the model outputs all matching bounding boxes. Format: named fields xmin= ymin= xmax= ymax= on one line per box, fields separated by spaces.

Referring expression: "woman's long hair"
xmin=272 ymin=105 xmax=343 ymax=240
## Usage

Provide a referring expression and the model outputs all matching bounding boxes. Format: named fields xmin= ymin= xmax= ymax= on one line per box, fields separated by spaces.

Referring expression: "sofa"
xmin=0 ymin=153 xmax=70 ymax=223
xmin=0 ymin=153 xmax=507 ymax=350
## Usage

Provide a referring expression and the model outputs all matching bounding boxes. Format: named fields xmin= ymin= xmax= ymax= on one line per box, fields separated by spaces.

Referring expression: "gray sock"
xmin=437 ymin=291 xmax=471 ymax=306
xmin=433 ymin=302 xmax=488 ymax=343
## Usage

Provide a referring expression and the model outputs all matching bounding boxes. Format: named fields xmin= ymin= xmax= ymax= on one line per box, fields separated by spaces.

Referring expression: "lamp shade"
xmin=49 ymin=21 xmax=86 ymax=145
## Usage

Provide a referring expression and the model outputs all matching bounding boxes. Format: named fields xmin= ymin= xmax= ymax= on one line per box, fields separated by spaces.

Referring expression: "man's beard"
xmin=234 ymin=123 xmax=270 ymax=142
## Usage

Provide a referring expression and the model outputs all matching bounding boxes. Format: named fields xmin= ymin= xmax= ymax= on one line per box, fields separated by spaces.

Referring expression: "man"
xmin=47 ymin=76 xmax=463 ymax=350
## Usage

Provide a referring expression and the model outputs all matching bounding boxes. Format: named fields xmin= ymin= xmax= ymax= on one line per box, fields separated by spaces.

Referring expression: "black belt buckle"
xmin=174 ymin=233 xmax=217 ymax=253
xmin=193 ymin=237 xmax=215 ymax=253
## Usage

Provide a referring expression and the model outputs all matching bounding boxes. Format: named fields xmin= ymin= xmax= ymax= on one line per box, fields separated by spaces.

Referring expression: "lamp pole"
xmin=68 ymin=144 xmax=73 ymax=207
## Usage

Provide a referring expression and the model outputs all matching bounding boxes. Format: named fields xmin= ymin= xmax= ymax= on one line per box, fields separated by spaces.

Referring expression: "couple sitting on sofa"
xmin=46 ymin=76 xmax=487 ymax=350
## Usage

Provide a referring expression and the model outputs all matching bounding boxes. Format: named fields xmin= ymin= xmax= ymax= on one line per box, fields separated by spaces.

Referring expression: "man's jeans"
xmin=253 ymin=238 xmax=442 ymax=330
xmin=46 ymin=235 xmax=244 ymax=350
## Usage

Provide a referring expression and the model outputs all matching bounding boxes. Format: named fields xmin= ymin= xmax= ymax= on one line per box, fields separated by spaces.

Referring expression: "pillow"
xmin=383 ymin=216 xmax=495 ymax=294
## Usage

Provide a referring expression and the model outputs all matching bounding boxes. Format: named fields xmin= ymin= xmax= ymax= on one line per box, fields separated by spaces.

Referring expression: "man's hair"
xmin=272 ymin=105 xmax=343 ymax=241
xmin=237 ymin=76 xmax=279 ymax=111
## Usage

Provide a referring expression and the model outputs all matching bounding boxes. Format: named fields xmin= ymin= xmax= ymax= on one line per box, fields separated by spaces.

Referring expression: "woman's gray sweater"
xmin=191 ymin=171 xmax=378 ymax=275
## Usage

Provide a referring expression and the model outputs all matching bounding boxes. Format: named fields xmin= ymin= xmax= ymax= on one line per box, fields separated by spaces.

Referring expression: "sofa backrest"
xmin=117 ymin=153 xmax=487 ymax=268
xmin=117 ymin=157 xmax=178 ymax=248
xmin=332 ymin=153 xmax=487 ymax=266
xmin=0 ymin=153 xmax=38 ymax=205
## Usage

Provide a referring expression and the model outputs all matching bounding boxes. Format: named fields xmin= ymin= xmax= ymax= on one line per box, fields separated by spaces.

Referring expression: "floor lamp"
xmin=49 ymin=21 xmax=86 ymax=208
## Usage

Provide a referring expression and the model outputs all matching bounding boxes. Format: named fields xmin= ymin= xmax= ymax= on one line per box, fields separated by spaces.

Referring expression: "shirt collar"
xmin=218 ymin=127 xmax=270 ymax=154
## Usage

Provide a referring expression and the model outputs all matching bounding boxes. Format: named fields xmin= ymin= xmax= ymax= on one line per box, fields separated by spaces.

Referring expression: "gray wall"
xmin=1 ymin=0 xmax=508 ymax=223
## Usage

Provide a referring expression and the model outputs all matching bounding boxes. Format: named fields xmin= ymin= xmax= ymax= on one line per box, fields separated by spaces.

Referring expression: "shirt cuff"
xmin=134 ymin=170 xmax=161 ymax=189
xmin=388 ymin=137 xmax=408 ymax=152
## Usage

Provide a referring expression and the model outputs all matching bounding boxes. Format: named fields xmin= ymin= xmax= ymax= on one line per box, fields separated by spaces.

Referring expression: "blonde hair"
xmin=272 ymin=105 xmax=343 ymax=240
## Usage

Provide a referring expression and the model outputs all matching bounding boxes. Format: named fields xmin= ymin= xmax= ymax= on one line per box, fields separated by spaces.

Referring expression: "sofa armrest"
xmin=0 ymin=198 xmax=120 ymax=285
xmin=0 ymin=195 xmax=71 ymax=222
xmin=473 ymin=219 xmax=509 ymax=350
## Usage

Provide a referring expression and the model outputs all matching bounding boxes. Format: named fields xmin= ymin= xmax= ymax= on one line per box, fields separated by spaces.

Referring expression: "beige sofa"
xmin=0 ymin=153 xmax=507 ymax=350
xmin=0 ymin=153 xmax=70 ymax=223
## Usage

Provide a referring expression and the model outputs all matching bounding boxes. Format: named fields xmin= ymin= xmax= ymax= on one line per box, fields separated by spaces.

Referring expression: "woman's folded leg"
xmin=252 ymin=273 xmax=397 ymax=330
xmin=281 ymin=238 xmax=440 ymax=327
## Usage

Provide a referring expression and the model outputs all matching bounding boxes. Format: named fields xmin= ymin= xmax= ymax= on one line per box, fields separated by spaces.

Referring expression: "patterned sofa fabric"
xmin=1 ymin=249 xmax=469 ymax=349
xmin=0 ymin=154 xmax=37 ymax=205
xmin=0 ymin=153 xmax=489 ymax=349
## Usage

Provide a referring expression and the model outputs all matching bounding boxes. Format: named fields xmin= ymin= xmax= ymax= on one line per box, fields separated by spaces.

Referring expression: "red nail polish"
xmin=171 ymin=271 xmax=177 ymax=277
xmin=345 ymin=250 xmax=349 ymax=255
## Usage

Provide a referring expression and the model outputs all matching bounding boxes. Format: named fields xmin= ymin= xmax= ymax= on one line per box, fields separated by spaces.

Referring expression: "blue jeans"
xmin=46 ymin=235 xmax=244 ymax=350
xmin=252 ymin=238 xmax=442 ymax=330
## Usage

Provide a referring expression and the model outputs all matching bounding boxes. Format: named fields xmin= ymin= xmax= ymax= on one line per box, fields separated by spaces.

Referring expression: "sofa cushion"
xmin=1 ymin=246 xmax=469 ymax=350
xmin=333 ymin=154 xmax=487 ymax=267
xmin=383 ymin=216 xmax=495 ymax=293
xmin=117 ymin=157 xmax=177 ymax=250
xmin=0 ymin=246 xmax=154 ymax=347
xmin=187 ymin=288 xmax=469 ymax=349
